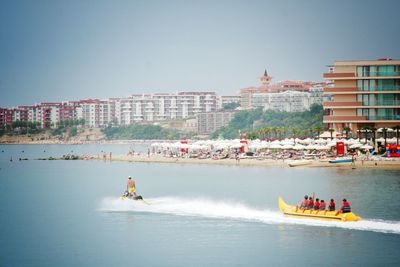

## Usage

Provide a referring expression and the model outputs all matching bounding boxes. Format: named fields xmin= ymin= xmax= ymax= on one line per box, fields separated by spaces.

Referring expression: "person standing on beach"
xmin=127 ymin=176 xmax=137 ymax=197
xmin=351 ymin=153 xmax=356 ymax=168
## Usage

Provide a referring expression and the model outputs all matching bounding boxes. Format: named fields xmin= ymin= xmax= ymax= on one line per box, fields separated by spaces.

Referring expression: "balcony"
xmin=365 ymin=115 xmax=400 ymax=121
xmin=323 ymin=101 xmax=363 ymax=108
xmin=358 ymin=85 xmax=400 ymax=92
xmin=323 ymin=87 xmax=358 ymax=94
xmin=323 ymin=72 xmax=356 ymax=79
xmin=358 ymin=71 xmax=400 ymax=77
xmin=323 ymin=115 xmax=366 ymax=122
xmin=362 ymin=100 xmax=400 ymax=106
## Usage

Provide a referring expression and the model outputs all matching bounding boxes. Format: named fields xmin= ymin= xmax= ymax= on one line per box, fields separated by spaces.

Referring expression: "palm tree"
xmin=382 ymin=127 xmax=388 ymax=148
xmin=291 ymin=128 xmax=299 ymax=144
xmin=343 ymin=127 xmax=351 ymax=139
xmin=371 ymin=127 xmax=377 ymax=142
xmin=361 ymin=126 xmax=370 ymax=143
xmin=272 ymin=127 xmax=278 ymax=139
xmin=314 ymin=126 xmax=323 ymax=139
xmin=264 ymin=127 xmax=271 ymax=140
xmin=393 ymin=126 xmax=400 ymax=145
xmin=371 ymin=127 xmax=377 ymax=148
xmin=328 ymin=128 xmax=335 ymax=140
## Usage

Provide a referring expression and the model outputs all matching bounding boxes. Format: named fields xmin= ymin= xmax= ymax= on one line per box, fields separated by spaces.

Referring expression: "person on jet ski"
xmin=127 ymin=176 xmax=137 ymax=197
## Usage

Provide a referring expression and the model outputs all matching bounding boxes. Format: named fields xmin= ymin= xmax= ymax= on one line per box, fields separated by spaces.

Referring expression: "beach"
xmin=90 ymin=153 xmax=400 ymax=169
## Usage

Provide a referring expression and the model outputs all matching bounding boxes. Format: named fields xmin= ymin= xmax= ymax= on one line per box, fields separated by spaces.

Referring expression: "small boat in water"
xmin=287 ymin=160 xmax=312 ymax=167
xmin=278 ymin=197 xmax=361 ymax=222
xmin=329 ymin=158 xmax=352 ymax=164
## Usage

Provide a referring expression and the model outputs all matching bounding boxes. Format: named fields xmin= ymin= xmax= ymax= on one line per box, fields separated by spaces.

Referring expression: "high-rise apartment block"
xmin=323 ymin=59 xmax=400 ymax=132
xmin=0 ymin=92 xmax=218 ymax=130
xmin=197 ymin=111 xmax=236 ymax=135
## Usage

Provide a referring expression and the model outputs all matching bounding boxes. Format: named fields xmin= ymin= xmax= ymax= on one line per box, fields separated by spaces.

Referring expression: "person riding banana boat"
xmin=279 ymin=196 xmax=361 ymax=221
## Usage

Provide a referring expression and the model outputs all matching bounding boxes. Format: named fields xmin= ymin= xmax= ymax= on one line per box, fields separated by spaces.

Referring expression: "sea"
xmin=0 ymin=144 xmax=400 ymax=267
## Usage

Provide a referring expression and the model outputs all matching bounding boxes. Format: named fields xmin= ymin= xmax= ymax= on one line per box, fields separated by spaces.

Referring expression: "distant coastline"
xmin=0 ymin=133 xmax=172 ymax=145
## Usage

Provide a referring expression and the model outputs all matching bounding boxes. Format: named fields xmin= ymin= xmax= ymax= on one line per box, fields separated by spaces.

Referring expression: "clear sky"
xmin=1 ymin=0 xmax=399 ymax=107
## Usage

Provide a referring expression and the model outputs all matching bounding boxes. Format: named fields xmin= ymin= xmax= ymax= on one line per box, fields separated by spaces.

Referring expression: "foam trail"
xmin=100 ymin=197 xmax=400 ymax=234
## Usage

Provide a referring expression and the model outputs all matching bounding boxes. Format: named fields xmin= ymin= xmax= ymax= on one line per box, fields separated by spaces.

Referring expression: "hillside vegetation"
xmin=212 ymin=104 xmax=325 ymax=139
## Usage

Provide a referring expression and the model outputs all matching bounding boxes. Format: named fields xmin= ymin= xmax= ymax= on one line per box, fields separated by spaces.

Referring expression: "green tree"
xmin=343 ymin=127 xmax=351 ymax=139
xmin=393 ymin=125 xmax=400 ymax=145
xmin=70 ymin=127 xmax=78 ymax=137
xmin=223 ymin=102 xmax=240 ymax=110
xmin=314 ymin=126 xmax=323 ymax=139
xmin=328 ymin=128 xmax=335 ymax=140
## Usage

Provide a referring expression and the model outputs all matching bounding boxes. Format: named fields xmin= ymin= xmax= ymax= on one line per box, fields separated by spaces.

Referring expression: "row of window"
xmin=356 ymin=93 xmax=400 ymax=106
xmin=357 ymin=79 xmax=400 ymax=91
xmin=357 ymin=65 xmax=400 ymax=77
xmin=357 ymin=108 xmax=400 ymax=120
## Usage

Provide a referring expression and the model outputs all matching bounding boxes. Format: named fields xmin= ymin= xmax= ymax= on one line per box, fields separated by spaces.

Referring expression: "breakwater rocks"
xmin=37 ymin=154 xmax=81 ymax=160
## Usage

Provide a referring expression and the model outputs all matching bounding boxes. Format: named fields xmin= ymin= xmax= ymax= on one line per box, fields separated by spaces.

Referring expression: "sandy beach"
xmin=92 ymin=154 xmax=400 ymax=169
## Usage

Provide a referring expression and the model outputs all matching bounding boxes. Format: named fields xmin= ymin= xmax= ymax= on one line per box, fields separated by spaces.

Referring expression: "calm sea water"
xmin=1 ymin=145 xmax=400 ymax=267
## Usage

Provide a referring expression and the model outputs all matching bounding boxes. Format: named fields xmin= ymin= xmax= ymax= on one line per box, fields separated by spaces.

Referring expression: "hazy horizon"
xmin=1 ymin=0 xmax=400 ymax=107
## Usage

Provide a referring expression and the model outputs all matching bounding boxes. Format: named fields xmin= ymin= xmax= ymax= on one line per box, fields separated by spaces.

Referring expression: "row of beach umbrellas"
xmin=150 ymin=137 xmax=388 ymax=152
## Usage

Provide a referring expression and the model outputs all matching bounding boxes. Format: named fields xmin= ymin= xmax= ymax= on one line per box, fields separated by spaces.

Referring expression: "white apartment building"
xmin=110 ymin=92 xmax=217 ymax=125
xmin=216 ymin=96 xmax=241 ymax=110
xmin=197 ymin=111 xmax=236 ymax=135
xmin=3 ymin=92 xmax=219 ymax=129
xmin=309 ymin=85 xmax=333 ymax=106
xmin=252 ymin=91 xmax=311 ymax=112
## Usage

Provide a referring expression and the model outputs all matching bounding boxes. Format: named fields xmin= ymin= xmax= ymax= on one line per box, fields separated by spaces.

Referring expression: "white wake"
xmin=99 ymin=196 xmax=400 ymax=234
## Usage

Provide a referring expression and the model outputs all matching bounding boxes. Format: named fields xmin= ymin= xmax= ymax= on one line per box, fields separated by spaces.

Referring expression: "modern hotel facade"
xmin=323 ymin=59 xmax=400 ymax=132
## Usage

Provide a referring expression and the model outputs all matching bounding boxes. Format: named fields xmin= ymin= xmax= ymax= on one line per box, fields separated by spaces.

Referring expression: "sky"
xmin=0 ymin=0 xmax=399 ymax=107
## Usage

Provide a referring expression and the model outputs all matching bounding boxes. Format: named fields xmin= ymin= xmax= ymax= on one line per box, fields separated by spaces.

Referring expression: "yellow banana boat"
xmin=278 ymin=196 xmax=361 ymax=222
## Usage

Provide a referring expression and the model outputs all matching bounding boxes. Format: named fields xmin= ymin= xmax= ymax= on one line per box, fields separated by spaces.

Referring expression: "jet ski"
xmin=121 ymin=190 xmax=143 ymax=200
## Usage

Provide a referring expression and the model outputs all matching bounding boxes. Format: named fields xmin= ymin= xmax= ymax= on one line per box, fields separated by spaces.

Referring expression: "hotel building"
xmin=240 ymin=70 xmax=323 ymax=111
xmin=323 ymin=59 xmax=400 ymax=132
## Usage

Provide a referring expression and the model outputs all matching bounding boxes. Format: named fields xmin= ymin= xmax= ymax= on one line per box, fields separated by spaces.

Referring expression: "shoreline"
xmin=3 ymin=143 xmax=400 ymax=169
xmin=68 ymin=154 xmax=400 ymax=169
xmin=0 ymin=140 xmax=160 ymax=145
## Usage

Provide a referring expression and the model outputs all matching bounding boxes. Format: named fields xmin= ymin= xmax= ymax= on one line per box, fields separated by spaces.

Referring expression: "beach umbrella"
xmin=305 ymin=144 xmax=317 ymax=150
xmin=315 ymin=145 xmax=330 ymax=150
xmin=377 ymin=128 xmax=394 ymax=132
xmin=293 ymin=144 xmax=306 ymax=150
xmin=282 ymin=144 xmax=293 ymax=150
xmin=302 ymin=138 xmax=313 ymax=144
xmin=229 ymin=143 xmax=243 ymax=149
xmin=326 ymin=142 xmax=337 ymax=147
xmin=281 ymin=139 xmax=293 ymax=145
xmin=270 ymin=144 xmax=282 ymax=149
xmin=360 ymin=144 xmax=373 ymax=150
xmin=349 ymin=143 xmax=362 ymax=149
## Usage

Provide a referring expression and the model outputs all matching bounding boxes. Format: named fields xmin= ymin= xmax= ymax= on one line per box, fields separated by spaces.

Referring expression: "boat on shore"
xmin=278 ymin=197 xmax=361 ymax=221
xmin=329 ymin=158 xmax=352 ymax=164
xmin=287 ymin=160 xmax=312 ymax=167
